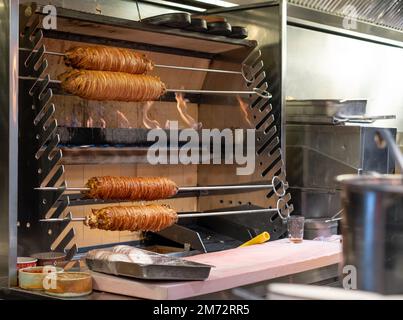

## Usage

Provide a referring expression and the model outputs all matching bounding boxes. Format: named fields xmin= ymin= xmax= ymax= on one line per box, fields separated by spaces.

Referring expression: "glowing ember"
xmin=86 ymin=116 xmax=94 ymax=128
xmin=142 ymin=101 xmax=161 ymax=129
xmin=175 ymin=92 xmax=202 ymax=130
xmin=100 ymin=118 xmax=106 ymax=128
xmin=237 ymin=96 xmax=253 ymax=127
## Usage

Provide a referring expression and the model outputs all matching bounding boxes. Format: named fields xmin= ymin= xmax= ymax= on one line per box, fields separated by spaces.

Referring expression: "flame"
xmin=175 ymin=92 xmax=202 ymax=130
xmin=237 ymin=96 xmax=253 ymax=127
xmin=100 ymin=118 xmax=106 ymax=128
xmin=86 ymin=116 xmax=93 ymax=128
xmin=116 ymin=110 xmax=131 ymax=128
xmin=142 ymin=101 xmax=161 ymax=129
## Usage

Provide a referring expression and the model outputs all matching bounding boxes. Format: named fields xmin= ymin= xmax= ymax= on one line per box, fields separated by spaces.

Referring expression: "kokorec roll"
xmin=84 ymin=204 xmax=178 ymax=232
xmin=84 ymin=176 xmax=178 ymax=201
xmin=65 ymin=46 xmax=154 ymax=74
xmin=59 ymin=69 xmax=166 ymax=102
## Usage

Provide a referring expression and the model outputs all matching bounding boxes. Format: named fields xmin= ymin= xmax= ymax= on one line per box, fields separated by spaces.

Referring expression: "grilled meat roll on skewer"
xmin=85 ymin=204 xmax=178 ymax=232
xmin=84 ymin=176 xmax=178 ymax=201
xmin=59 ymin=69 xmax=166 ymax=102
xmin=65 ymin=46 xmax=154 ymax=74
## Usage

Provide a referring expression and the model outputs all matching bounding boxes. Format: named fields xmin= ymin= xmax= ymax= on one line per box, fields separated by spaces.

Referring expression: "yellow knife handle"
xmin=239 ymin=231 xmax=270 ymax=247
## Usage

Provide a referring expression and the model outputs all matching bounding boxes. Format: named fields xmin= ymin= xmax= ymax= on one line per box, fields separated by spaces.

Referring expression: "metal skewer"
xmin=39 ymin=209 xmax=276 ymax=222
xmin=19 ymin=48 xmax=255 ymax=83
xmin=19 ymin=76 xmax=270 ymax=99
xmin=35 ymin=185 xmax=269 ymax=192
xmin=35 ymin=177 xmax=286 ymax=197
xmin=39 ymin=198 xmax=291 ymax=222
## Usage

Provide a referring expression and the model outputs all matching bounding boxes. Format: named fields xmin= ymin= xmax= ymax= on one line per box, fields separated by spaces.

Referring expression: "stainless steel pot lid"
xmin=336 ymin=174 xmax=403 ymax=194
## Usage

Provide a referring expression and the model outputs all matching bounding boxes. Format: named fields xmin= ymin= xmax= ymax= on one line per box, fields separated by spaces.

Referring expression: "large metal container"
xmin=337 ymin=174 xmax=403 ymax=294
xmin=304 ymin=218 xmax=338 ymax=240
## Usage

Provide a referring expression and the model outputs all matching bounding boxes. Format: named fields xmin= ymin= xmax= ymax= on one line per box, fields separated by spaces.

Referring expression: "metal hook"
xmin=271 ymin=176 xmax=286 ymax=197
xmin=253 ymin=87 xmax=272 ymax=99
xmin=276 ymin=198 xmax=291 ymax=221
xmin=241 ymin=63 xmax=255 ymax=84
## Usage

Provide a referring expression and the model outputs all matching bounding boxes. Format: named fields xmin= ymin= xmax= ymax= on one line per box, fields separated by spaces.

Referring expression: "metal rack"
xmin=18 ymin=12 xmax=76 ymax=259
xmin=16 ymin=1 xmax=292 ymax=259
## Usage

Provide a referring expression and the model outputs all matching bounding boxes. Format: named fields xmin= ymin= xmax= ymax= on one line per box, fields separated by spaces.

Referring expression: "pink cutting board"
xmin=91 ymin=239 xmax=342 ymax=299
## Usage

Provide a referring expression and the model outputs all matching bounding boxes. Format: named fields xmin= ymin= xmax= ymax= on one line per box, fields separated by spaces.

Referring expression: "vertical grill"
xmin=17 ymin=2 xmax=292 ymax=257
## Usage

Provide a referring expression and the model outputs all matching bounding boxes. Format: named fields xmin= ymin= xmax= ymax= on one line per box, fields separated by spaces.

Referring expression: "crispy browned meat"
xmin=84 ymin=204 xmax=178 ymax=232
xmin=65 ymin=46 xmax=154 ymax=74
xmin=59 ymin=69 xmax=166 ymax=102
xmin=84 ymin=176 xmax=178 ymax=201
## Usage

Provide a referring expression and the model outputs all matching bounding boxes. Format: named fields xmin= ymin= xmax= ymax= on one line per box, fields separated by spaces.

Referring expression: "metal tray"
xmin=85 ymin=247 xmax=213 ymax=281
xmin=286 ymin=99 xmax=395 ymax=125
xmin=286 ymin=99 xmax=367 ymax=124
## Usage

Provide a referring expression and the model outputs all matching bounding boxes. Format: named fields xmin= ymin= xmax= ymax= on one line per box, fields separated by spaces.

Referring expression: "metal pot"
xmin=337 ymin=174 xmax=403 ymax=294
xmin=304 ymin=218 xmax=339 ymax=240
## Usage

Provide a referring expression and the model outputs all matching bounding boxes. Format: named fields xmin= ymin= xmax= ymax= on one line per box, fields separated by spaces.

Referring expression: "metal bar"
xmin=179 ymin=184 xmax=273 ymax=192
xmin=166 ymin=88 xmax=257 ymax=96
xmin=155 ymin=64 xmax=244 ymax=76
xmin=39 ymin=207 xmax=278 ymax=222
xmin=19 ymin=76 xmax=61 ymax=84
xmin=0 ymin=0 xmax=19 ymax=287
xmin=40 ymin=217 xmax=85 ymax=222
xmin=35 ymin=184 xmax=274 ymax=192
xmin=19 ymin=76 xmax=270 ymax=98
xmin=178 ymin=208 xmax=277 ymax=218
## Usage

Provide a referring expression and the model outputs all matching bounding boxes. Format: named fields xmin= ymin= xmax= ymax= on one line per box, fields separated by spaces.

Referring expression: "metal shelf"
xmin=29 ymin=4 xmax=257 ymax=58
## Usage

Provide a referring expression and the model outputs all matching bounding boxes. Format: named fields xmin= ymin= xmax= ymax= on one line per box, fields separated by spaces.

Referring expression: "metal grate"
xmin=288 ymin=0 xmax=403 ymax=31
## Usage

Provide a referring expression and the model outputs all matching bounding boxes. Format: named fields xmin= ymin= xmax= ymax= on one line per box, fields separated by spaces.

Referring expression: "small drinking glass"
xmin=287 ymin=215 xmax=305 ymax=243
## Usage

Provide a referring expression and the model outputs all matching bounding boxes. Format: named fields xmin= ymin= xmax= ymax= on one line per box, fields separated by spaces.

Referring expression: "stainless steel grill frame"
xmin=1 ymin=0 xmax=293 ymax=290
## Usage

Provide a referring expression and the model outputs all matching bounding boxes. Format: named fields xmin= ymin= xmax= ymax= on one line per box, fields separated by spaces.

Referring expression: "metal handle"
xmin=253 ymin=88 xmax=272 ymax=99
xmin=325 ymin=209 xmax=344 ymax=223
xmin=272 ymin=175 xmax=286 ymax=197
xmin=276 ymin=198 xmax=292 ymax=221
xmin=241 ymin=63 xmax=255 ymax=84
xmin=334 ymin=114 xmax=396 ymax=124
